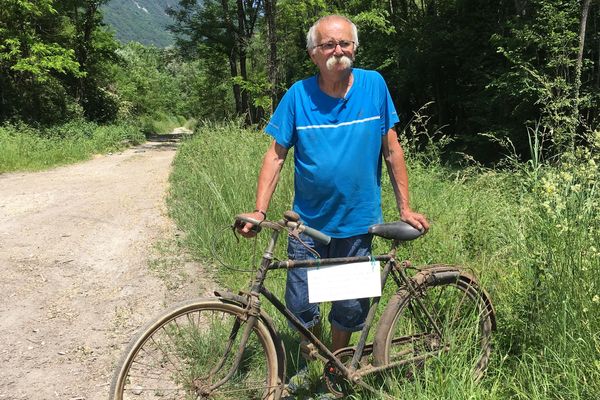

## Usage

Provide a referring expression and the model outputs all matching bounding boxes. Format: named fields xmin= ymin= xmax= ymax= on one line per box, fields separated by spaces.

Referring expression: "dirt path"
xmin=0 ymin=135 xmax=209 ymax=400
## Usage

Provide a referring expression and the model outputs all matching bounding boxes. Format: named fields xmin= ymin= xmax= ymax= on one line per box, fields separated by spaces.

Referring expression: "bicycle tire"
xmin=373 ymin=266 xmax=494 ymax=380
xmin=109 ymin=298 xmax=283 ymax=400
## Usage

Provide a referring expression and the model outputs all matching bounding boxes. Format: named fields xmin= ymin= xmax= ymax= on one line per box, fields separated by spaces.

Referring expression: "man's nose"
xmin=333 ymin=44 xmax=344 ymax=56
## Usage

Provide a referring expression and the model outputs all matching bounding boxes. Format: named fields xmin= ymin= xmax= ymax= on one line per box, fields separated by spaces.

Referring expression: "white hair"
xmin=306 ymin=15 xmax=359 ymax=54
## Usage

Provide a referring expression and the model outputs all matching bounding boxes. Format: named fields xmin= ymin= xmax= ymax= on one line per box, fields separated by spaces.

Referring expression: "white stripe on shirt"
xmin=296 ymin=115 xmax=381 ymax=131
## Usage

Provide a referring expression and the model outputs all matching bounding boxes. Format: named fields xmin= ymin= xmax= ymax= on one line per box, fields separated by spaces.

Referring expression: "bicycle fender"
xmin=213 ymin=290 xmax=283 ymax=333
xmin=372 ymin=266 xmax=496 ymax=368
xmin=418 ymin=266 xmax=497 ymax=331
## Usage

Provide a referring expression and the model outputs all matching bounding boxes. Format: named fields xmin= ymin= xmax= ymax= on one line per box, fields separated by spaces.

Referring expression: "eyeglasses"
xmin=315 ymin=40 xmax=355 ymax=51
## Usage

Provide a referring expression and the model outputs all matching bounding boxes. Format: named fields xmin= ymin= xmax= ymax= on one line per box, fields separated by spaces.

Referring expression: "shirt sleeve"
xmin=377 ymin=73 xmax=400 ymax=135
xmin=264 ymin=83 xmax=298 ymax=148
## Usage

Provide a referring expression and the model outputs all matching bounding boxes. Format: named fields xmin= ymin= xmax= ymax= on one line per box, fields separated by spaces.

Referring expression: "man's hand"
xmin=236 ymin=211 xmax=266 ymax=238
xmin=401 ymin=208 xmax=430 ymax=232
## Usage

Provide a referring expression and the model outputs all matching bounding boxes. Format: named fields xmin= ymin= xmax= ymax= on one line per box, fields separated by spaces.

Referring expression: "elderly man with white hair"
xmin=238 ymin=14 xmax=428 ymax=360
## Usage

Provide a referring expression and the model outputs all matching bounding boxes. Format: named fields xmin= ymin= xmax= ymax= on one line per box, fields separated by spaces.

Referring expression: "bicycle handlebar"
xmin=300 ymin=225 xmax=331 ymax=245
xmin=235 ymin=214 xmax=331 ymax=245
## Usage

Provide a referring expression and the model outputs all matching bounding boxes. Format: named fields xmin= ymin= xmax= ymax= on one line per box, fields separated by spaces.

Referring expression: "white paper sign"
xmin=306 ymin=261 xmax=381 ymax=303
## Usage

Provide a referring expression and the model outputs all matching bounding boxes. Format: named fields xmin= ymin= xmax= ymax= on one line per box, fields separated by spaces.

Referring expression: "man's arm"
xmin=382 ymin=128 xmax=430 ymax=231
xmin=238 ymin=140 xmax=289 ymax=237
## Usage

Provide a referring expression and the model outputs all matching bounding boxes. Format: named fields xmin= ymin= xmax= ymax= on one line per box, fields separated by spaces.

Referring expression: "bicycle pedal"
xmin=300 ymin=341 xmax=320 ymax=361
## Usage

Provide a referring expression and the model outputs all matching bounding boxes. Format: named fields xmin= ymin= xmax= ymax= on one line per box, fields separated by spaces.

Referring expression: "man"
xmin=238 ymin=15 xmax=429 ymax=353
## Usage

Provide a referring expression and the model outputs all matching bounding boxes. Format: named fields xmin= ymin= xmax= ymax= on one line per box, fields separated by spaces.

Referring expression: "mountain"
xmin=101 ymin=0 xmax=176 ymax=47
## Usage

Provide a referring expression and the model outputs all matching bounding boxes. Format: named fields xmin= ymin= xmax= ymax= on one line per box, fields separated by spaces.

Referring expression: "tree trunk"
xmin=228 ymin=52 xmax=242 ymax=114
xmin=573 ymin=0 xmax=592 ymax=132
xmin=239 ymin=49 xmax=252 ymax=123
xmin=219 ymin=0 xmax=243 ymax=114
xmin=265 ymin=0 xmax=278 ymax=113
xmin=74 ymin=1 xmax=99 ymax=104
xmin=236 ymin=0 xmax=251 ymax=123
xmin=514 ymin=0 xmax=528 ymax=16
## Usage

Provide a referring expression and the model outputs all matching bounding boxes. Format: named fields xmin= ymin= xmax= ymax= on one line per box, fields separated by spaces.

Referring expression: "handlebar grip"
xmin=234 ymin=215 xmax=262 ymax=233
xmin=302 ymin=225 xmax=331 ymax=245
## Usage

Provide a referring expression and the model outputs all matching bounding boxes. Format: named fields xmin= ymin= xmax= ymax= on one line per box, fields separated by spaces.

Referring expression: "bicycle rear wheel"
xmin=374 ymin=266 xmax=494 ymax=380
xmin=110 ymin=298 xmax=283 ymax=400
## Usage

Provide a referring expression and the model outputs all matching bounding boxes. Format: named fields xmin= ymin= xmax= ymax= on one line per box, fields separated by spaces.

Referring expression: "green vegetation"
xmin=0 ymin=4 xmax=207 ymax=171
xmin=168 ymin=122 xmax=599 ymax=399
xmin=0 ymin=121 xmax=144 ymax=173
xmin=166 ymin=0 xmax=599 ymax=161
xmin=3 ymin=1 xmax=598 ymax=170
xmin=0 ymin=0 xmax=120 ymax=125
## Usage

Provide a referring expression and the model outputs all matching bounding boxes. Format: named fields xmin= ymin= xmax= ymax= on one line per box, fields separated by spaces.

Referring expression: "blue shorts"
xmin=285 ymin=233 xmax=373 ymax=332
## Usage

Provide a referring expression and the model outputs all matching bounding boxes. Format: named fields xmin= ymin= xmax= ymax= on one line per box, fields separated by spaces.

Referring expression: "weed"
xmin=0 ymin=120 xmax=144 ymax=172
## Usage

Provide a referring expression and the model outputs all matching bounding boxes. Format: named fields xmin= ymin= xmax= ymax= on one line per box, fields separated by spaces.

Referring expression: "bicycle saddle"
xmin=368 ymin=221 xmax=424 ymax=241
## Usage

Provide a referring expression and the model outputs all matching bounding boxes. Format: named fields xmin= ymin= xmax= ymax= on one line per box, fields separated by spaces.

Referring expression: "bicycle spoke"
xmin=380 ymin=272 xmax=493 ymax=382
xmin=209 ymin=316 xmax=242 ymax=376
xmin=113 ymin=301 xmax=279 ymax=400
xmin=137 ymin=337 xmax=187 ymax=380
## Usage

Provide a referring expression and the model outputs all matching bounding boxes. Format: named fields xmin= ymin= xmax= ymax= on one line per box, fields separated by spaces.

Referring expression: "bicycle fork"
xmin=202 ymin=313 xmax=261 ymax=395
xmin=200 ymin=229 xmax=281 ymax=396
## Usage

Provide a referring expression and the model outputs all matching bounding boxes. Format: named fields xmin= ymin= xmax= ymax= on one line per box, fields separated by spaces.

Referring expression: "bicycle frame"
xmin=210 ymin=221 xmax=447 ymax=396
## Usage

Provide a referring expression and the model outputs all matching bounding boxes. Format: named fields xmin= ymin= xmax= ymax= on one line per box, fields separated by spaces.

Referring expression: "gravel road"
xmin=0 ymin=136 xmax=208 ymax=399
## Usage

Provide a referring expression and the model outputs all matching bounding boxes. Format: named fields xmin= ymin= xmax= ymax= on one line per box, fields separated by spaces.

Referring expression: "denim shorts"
xmin=285 ymin=232 xmax=373 ymax=332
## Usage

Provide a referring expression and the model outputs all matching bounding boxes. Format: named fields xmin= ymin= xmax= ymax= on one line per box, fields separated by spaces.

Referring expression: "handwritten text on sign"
xmin=306 ymin=261 xmax=381 ymax=303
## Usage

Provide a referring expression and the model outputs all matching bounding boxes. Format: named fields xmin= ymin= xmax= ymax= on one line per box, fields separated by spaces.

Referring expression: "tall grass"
xmin=0 ymin=120 xmax=145 ymax=173
xmin=139 ymin=112 xmax=195 ymax=135
xmin=168 ymin=122 xmax=599 ymax=399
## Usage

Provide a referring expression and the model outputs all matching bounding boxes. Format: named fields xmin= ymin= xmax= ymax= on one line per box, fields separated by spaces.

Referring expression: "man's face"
xmin=309 ymin=18 xmax=356 ymax=74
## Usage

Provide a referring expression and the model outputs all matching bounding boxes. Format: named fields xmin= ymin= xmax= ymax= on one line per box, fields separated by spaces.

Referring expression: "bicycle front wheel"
xmin=374 ymin=266 xmax=494 ymax=380
xmin=110 ymin=298 xmax=283 ymax=400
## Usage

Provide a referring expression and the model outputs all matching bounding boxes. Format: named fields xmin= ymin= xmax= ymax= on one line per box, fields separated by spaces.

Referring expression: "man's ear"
xmin=307 ymin=49 xmax=317 ymax=65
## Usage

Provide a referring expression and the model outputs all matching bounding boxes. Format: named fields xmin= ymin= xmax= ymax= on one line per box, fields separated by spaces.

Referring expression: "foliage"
xmin=0 ymin=0 xmax=121 ymax=124
xmin=491 ymin=0 xmax=584 ymax=156
xmin=167 ymin=0 xmax=265 ymax=120
xmin=0 ymin=0 xmax=80 ymax=123
xmin=111 ymin=42 xmax=233 ymax=123
xmin=0 ymin=120 xmax=144 ymax=172
xmin=0 ymin=1 xmax=82 ymax=80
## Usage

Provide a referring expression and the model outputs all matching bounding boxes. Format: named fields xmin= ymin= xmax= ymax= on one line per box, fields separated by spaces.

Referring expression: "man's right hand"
xmin=236 ymin=211 xmax=266 ymax=238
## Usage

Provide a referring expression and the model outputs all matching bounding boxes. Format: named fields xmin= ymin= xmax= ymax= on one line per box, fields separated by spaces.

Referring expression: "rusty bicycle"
xmin=110 ymin=211 xmax=496 ymax=399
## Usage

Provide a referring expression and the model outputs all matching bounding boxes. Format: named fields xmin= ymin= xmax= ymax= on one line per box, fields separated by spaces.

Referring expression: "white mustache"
xmin=326 ymin=55 xmax=353 ymax=71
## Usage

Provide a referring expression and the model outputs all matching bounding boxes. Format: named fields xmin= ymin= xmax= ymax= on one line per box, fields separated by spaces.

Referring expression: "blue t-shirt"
xmin=265 ymin=68 xmax=399 ymax=237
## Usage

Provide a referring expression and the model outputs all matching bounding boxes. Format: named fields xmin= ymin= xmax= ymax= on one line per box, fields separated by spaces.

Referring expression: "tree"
xmin=492 ymin=0 xmax=592 ymax=156
xmin=168 ymin=0 xmax=264 ymax=122
xmin=264 ymin=0 xmax=278 ymax=112
xmin=0 ymin=0 xmax=121 ymax=124
xmin=57 ymin=0 xmax=120 ymax=122
xmin=0 ymin=0 xmax=83 ymax=123
xmin=574 ymin=0 xmax=592 ymax=129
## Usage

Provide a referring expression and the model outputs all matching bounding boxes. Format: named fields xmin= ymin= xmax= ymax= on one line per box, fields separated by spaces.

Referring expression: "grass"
xmin=0 ymin=120 xmax=145 ymax=173
xmin=167 ymin=121 xmax=599 ymax=399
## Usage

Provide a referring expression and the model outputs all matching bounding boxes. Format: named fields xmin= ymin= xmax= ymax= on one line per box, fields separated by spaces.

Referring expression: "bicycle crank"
xmin=323 ymin=345 xmax=373 ymax=398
